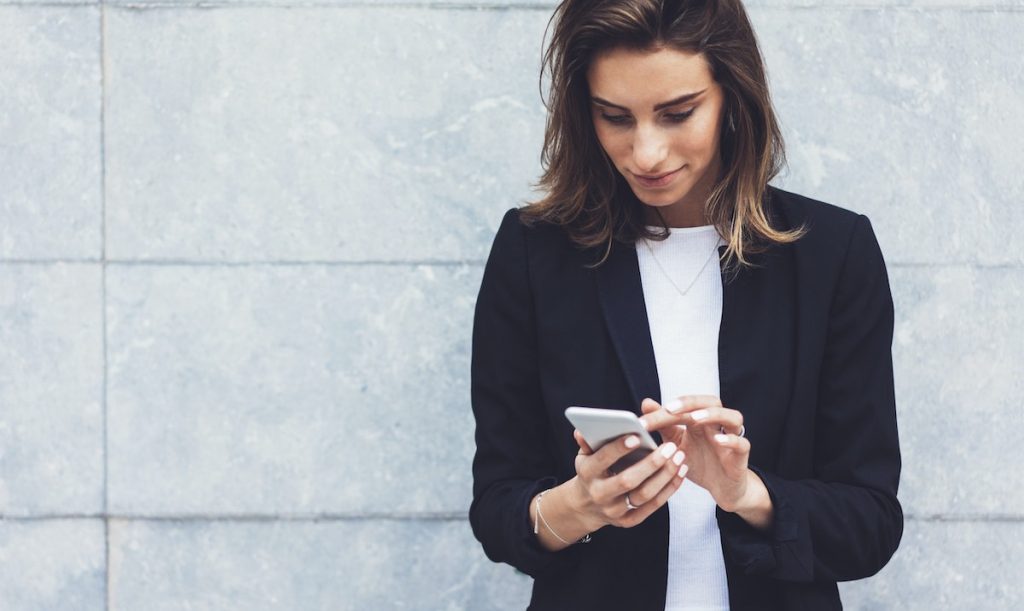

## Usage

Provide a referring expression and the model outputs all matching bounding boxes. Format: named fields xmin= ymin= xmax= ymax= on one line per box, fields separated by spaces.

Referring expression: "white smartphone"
xmin=564 ymin=406 xmax=659 ymax=474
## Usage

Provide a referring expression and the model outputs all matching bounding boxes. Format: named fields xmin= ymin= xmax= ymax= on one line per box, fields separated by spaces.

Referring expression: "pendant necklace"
xmin=640 ymin=233 xmax=722 ymax=298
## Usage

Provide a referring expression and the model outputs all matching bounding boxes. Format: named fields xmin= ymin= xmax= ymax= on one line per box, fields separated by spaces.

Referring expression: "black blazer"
xmin=468 ymin=186 xmax=903 ymax=610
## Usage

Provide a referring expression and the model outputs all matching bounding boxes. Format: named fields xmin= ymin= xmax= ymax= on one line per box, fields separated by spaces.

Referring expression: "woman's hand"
xmin=566 ymin=429 xmax=688 ymax=531
xmin=639 ymin=395 xmax=772 ymax=528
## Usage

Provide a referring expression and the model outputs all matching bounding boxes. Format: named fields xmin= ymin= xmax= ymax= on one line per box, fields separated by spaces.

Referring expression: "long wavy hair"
xmin=519 ymin=0 xmax=806 ymax=270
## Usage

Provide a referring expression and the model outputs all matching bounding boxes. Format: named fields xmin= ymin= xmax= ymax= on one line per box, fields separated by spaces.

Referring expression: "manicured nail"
xmin=691 ymin=409 xmax=709 ymax=421
xmin=672 ymin=451 xmax=684 ymax=465
xmin=714 ymin=433 xmax=729 ymax=443
xmin=677 ymin=464 xmax=689 ymax=478
xmin=660 ymin=442 xmax=677 ymax=458
xmin=625 ymin=436 xmax=639 ymax=448
xmin=665 ymin=399 xmax=684 ymax=413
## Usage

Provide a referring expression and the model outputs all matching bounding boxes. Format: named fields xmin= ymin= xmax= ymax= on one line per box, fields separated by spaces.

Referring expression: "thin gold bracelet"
xmin=534 ymin=489 xmax=591 ymax=545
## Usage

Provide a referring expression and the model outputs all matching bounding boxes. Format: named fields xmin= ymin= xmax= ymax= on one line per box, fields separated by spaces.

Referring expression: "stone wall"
xmin=1 ymin=1 xmax=1021 ymax=608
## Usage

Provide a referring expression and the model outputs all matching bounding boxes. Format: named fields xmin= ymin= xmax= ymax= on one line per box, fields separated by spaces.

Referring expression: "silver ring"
xmin=625 ymin=494 xmax=640 ymax=511
xmin=718 ymin=424 xmax=746 ymax=438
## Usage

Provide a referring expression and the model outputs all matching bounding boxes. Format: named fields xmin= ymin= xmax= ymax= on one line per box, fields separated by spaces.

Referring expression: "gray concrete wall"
xmin=0 ymin=0 xmax=1020 ymax=609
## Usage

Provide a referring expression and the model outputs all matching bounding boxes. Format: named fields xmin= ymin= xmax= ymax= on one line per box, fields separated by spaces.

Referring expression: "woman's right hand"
xmin=568 ymin=429 xmax=688 ymax=530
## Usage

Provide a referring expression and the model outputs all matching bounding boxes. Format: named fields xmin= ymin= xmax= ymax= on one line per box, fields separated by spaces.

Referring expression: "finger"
xmin=681 ymin=406 xmax=743 ymax=433
xmin=661 ymin=394 xmax=724 ymax=415
xmin=573 ymin=429 xmax=594 ymax=455
xmin=640 ymin=404 xmax=686 ymax=434
xmin=643 ymin=395 xmax=726 ymax=432
xmin=599 ymin=441 xmax=677 ymax=500
xmin=616 ymin=462 xmax=689 ymax=528
xmin=625 ymin=447 xmax=686 ymax=506
xmin=637 ymin=398 xmax=689 ymax=439
xmin=640 ymin=398 xmax=660 ymax=415
xmin=573 ymin=430 xmax=594 ymax=476
xmin=711 ymin=432 xmax=751 ymax=455
xmin=577 ymin=431 xmax=647 ymax=478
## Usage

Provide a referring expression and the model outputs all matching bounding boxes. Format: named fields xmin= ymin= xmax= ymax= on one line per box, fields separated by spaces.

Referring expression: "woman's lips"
xmin=634 ymin=166 xmax=683 ymax=188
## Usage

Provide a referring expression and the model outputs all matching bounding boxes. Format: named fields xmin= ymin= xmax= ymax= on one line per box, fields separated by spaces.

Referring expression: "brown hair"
xmin=519 ymin=0 xmax=806 ymax=270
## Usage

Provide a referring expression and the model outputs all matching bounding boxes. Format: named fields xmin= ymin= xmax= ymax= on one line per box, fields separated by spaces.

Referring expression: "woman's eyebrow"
xmin=590 ymin=88 xmax=707 ymax=111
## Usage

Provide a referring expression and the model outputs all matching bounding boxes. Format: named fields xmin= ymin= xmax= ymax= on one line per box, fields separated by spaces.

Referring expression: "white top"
xmin=636 ymin=224 xmax=730 ymax=610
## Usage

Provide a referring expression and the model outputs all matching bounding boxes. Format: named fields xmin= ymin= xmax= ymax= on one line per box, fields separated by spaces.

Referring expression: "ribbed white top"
xmin=636 ymin=224 xmax=730 ymax=610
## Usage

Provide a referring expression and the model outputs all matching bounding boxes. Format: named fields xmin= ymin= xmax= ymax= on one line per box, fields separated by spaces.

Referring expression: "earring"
xmin=727 ymin=111 xmax=736 ymax=133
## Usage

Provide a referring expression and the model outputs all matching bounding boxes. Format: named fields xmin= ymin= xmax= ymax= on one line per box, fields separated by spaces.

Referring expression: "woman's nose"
xmin=631 ymin=125 xmax=668 ymax=173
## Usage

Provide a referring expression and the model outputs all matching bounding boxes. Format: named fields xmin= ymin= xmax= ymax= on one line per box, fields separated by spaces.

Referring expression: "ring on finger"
xmin=718 ymin=424 xmax=745 ymax=438
xmin=625 ymin=494 xmax=640 ymax=511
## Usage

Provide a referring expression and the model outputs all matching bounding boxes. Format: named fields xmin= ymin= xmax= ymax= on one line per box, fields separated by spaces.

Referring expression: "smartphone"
xmin=564 ymin=406 xmax=659 ymax=474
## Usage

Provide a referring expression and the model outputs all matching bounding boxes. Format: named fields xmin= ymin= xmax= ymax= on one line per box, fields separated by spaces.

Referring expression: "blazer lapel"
xmin=590 ymin=236 xmax=764 ymax=417
xmin=593 ymin=237 xmax=663 ymax=415
xmin=718 ymin=197 xmax=800 ymax=458
xmin=716 ymin=244 xmax=783 ymax=451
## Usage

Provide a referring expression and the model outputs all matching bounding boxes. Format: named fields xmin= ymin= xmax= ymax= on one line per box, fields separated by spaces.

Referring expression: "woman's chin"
xmin=633 ymin=188 xmax=689 ymax=208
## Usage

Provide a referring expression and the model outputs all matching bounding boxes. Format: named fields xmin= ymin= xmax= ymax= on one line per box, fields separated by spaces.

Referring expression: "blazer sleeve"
xmin=468 ymin=207 xmax=584 ymax=578
xmin=716 ymin=213 xmax=904 ymax=582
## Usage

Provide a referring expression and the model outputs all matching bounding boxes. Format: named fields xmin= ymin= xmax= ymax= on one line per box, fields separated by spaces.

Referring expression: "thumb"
xmin=573 ymin=429 xmax=594 ymax=454
xmin=640 ymin=397 xmax=660 ymax=415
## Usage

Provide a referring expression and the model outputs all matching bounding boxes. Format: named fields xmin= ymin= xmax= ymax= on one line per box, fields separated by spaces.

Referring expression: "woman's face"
xmin=586 ymin=45 xmax=727 ymax=227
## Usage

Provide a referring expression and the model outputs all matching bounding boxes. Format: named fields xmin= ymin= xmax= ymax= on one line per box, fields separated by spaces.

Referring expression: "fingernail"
xmin=714 ymin=433 xmax=729 ymax=443
xmin=639 ymin=418 xmax=649 ymax=430
xmin=691 ymin=409 xmax=709 ymax=421
xmin=625 ymin=436 xmax=639 ymax=448
xmin=672 ymin=451 xmax=684 ymax=465
xmin=677 ymin=464 xmax=689 ymax=478
xmin=665 ymin=399 xmax=684 ymax=413
xmin=660 ymin=442 xmax=677 ymax=458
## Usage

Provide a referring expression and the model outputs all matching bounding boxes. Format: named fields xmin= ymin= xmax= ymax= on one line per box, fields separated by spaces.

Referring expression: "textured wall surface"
xmin=1 ymin=0 xmax=1021 ymax=609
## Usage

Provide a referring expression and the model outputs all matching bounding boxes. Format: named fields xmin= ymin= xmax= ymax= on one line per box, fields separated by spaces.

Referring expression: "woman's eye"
xmin=601 ymin=114 xmax=630 ymax=125
xmin=599 ymin=110 xmax=695 ymax=126
xmin=665 ymin=110 xmax=695 ymax=122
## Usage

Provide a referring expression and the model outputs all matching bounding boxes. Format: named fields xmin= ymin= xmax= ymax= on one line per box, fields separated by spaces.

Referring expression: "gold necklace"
xmin=640 ymin=235 xmax=722 ymax=298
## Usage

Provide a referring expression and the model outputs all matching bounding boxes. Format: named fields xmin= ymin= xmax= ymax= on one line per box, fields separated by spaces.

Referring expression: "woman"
xmin=468 ymin=1 xmax=902 ymax=609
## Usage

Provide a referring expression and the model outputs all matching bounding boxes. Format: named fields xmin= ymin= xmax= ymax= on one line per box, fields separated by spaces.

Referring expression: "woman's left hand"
xmin=639 ymin=395 xmax=761 ymax=515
